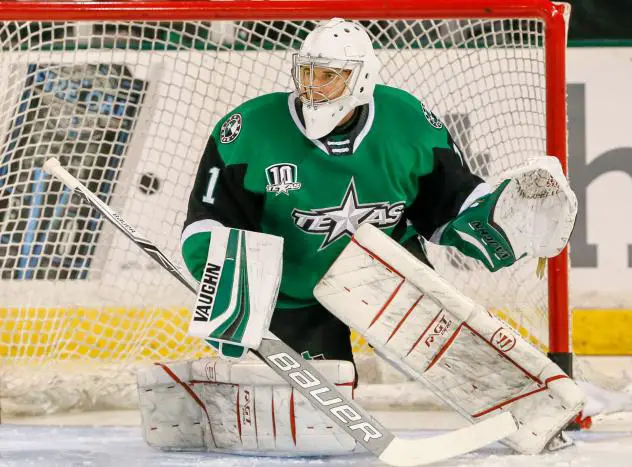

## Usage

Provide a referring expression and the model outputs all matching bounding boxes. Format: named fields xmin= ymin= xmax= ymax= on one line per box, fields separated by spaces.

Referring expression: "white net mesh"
xmin=0 ymin=15 xmax=560 ymax=416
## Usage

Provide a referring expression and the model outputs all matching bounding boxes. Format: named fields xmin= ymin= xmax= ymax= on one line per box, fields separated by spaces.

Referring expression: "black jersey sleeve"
xmin=184 ymin=135 xmax=264 ymax=231
xmin=405 ymin=130 xmax=485 ymax=240
xmin=181 ymin=134 xmax=264 ymax=281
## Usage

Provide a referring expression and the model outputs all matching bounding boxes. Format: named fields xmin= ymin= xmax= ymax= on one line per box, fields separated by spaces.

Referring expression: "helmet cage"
xmin=291 ymin=54 xmax=363 ymax=109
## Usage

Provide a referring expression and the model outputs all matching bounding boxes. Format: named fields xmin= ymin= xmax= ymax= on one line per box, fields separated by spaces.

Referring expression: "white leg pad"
xmin=137 ymin=357 xmax=358 ymax=456
xmin=314 ymin=224 xmax=585 ymax=455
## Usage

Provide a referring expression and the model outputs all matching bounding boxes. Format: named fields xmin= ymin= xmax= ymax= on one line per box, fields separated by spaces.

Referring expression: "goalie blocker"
xmin=314 ymin=223 xmax=584 ymax=455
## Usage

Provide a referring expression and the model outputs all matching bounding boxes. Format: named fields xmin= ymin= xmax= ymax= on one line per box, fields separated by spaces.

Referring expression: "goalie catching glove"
xmin=436 ymin=156 xmax=577 ymax=271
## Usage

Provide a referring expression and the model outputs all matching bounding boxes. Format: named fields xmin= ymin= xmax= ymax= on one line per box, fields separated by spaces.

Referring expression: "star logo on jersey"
xmin=292 ymin=178 xmax=405 ymax=250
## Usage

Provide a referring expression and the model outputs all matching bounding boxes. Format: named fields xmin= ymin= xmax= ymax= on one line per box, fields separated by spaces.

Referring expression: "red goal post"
xmin=0 ymin=0 xmax=572 ymax=414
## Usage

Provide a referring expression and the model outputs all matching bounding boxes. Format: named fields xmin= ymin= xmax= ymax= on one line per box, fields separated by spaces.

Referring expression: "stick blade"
xmin=378 ymin=412 xmax=517 ymax=467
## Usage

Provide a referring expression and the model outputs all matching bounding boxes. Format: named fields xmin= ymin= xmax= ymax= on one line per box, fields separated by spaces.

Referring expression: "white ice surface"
xmin=1 ymin=423 xmax=632 ymax=467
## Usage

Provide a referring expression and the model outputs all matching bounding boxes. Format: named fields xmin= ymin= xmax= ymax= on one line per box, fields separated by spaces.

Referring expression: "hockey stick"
xmin=43 ymin=157 xmax=517 ymax=466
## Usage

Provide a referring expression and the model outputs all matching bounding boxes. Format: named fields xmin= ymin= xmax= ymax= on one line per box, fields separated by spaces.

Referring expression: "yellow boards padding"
xmin=2 ymin=307 xmax=631 ymax=361
xmin=573 ymin=309 xmax=632 ymax=355
xmin=0 ymin=307 xmax=213 ymax=361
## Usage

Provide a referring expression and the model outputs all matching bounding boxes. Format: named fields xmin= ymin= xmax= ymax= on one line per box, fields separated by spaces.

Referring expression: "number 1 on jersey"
xmin=202 ymin=166 xmax=220 ymax=204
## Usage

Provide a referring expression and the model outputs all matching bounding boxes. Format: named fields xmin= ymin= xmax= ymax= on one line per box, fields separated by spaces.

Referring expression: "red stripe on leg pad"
xmin=157 ymin=363 xmax=217 ymax=447
xmin=351 ymin=237 xmax=405 ymax=278
xmin=271 ymin=392 xmax=276 ymax=441
xmin=406 ymin=308 xmax=447 ymax=357
xmin=387 ymin=294 xmax=423 ymax=343
xmin=236 ymin=387 xmax=242 ymax=442
xmin=290 ymin=388 xmax=296 ymax=446
xmin=369 ymin=278 xmax=404 ymax=328
xmin=425 ymin=323 xmax=464 ymax=371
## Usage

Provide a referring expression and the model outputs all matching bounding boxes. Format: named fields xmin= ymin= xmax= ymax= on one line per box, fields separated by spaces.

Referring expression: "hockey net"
xmin=0 ymin=1 xmax=573 ymax=417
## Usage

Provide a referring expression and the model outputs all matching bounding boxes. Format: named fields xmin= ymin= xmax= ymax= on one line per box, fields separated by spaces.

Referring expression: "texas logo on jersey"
xmin=292 ymin=178 xmax=405 ymax=250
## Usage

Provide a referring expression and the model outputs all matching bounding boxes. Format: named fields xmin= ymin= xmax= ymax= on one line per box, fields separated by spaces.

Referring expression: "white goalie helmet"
xmin=292 ymin=18 xmax=380 ymax=139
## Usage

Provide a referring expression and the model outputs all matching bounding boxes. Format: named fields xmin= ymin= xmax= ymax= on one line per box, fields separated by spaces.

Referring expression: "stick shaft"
xmin=44 ymin=157 xmax=197 ymax=294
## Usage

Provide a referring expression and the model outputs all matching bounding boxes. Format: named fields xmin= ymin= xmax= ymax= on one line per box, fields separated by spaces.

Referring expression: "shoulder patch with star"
xmin=420 ymin=102 xmax=443 ymax=129
xmin=220 ymin=113 xmax=242 ymax=144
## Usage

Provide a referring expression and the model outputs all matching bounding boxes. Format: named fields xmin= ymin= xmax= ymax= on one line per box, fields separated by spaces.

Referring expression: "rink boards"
xmin=1 ymin=306 xmax=629 ymax=361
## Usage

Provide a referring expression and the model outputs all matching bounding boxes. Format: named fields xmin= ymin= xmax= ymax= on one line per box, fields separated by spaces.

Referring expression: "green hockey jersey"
xmin=182 ymin=85 xmax=488 ymax=308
